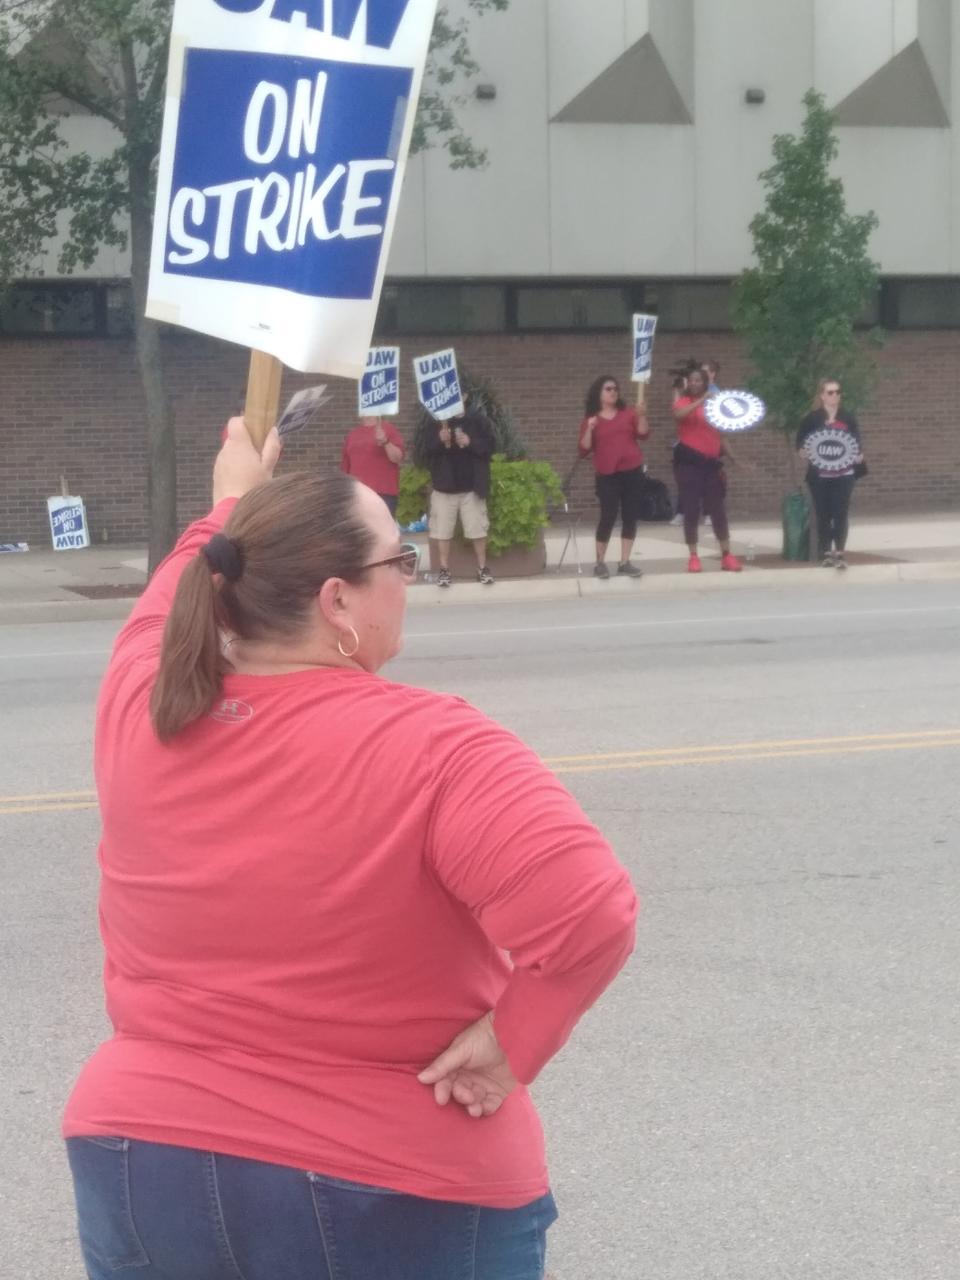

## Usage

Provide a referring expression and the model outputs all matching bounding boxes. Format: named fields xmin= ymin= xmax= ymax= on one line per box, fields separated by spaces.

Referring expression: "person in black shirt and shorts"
xmin=424 ymin=399 xmax=495 ymax=588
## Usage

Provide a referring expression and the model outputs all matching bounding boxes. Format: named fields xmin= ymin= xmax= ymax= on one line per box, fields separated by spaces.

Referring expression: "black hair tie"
xmin=201 ymin=533 xmax=243 ymax=582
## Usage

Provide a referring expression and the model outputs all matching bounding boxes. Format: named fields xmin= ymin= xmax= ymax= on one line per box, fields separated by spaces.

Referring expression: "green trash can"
xmin=782 ymin=489 xmax=811 ymax=561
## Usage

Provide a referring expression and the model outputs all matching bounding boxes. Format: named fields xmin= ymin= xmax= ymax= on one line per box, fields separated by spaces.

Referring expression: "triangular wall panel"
xmin=834 ymin=39 xmax=949 ymax=126
xmin=551 ymin=33 xmax=692 ymax=125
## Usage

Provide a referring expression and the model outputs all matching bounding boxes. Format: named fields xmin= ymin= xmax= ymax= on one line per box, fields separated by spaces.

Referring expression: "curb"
xmin=404 ymin=559 xmax=960 ymax=606
xmin=1 ymin=559 xmax=958 ymax=625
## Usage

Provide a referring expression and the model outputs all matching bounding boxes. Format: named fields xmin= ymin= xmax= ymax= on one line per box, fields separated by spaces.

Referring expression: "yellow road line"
xmin=0 ymin=802 xmax=99 ymax=816
xmin=3 ymin=730 xmax=960 ymax=811
xmin=544 ymin=728 xmax=960 ymax=766
xmin=0 ymin=789 xmax=96 ymax=804
xmin=554 ymin=738 xmax=960 ymax=775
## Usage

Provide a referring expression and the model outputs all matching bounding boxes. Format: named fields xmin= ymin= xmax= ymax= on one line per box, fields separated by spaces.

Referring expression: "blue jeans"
xmin=66 ymin=1137 xmax=558 ymax=1280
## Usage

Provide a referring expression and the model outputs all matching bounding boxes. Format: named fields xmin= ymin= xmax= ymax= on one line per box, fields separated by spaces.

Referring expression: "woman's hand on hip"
xmin=213 ymin=416 xmax=282 ymax=504
xmin=418 ymin=1012 xmax=518 ymax=1119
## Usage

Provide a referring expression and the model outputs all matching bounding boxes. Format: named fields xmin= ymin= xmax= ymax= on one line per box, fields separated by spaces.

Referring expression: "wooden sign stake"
xmin=244 ymin=350 xmax=284 ymax=451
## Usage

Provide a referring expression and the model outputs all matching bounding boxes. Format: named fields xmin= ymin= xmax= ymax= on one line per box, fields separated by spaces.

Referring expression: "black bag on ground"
xmin=637 ymin=474 xmax=674 ymax=523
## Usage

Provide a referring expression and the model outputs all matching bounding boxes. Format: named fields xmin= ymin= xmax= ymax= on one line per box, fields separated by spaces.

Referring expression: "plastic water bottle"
xmin=746 ymin=540 xmax=756 ymax=563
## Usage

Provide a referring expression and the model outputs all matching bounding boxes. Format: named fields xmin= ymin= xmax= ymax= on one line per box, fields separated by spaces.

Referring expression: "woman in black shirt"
xmin=796 ymin=378 xmax=866 ymax=570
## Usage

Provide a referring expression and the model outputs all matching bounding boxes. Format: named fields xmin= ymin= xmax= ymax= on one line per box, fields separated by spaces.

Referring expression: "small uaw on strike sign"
xmin=147 ymin=0 xmax=438 ymax=446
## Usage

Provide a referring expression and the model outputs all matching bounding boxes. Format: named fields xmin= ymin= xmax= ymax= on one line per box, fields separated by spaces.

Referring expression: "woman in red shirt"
xmin=672 ymin=368 xmax=742 ymax=574
xmin=578 ymin=374 xmax=650 ymax=578
xmin=340 ymin=414 xmax=405 ymax=515
xmin=63 ymin=419 xmax=637 ymax=1280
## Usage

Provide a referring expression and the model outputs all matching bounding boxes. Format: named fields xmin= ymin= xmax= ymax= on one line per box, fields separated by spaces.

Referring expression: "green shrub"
xmin=397 ymin=465 xmax=431 ymax=526
xmin=487 ymin=456 xmax=564 ymax=557
xmin=397 ymin=456 xmax=563 ymax=556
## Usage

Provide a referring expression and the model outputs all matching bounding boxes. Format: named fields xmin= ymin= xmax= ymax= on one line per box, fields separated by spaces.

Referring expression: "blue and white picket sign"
xmin=413 ymin=348 xmax=464 ymax=421
xmin=631 ymin=314 xmax=657 ymax=383
xmin=359 ymin=346 xmax=400 ymax=415
xmin=147 ymin=0 xmax=438 ymax=377
xmin=47 ymin=495 xmax=90 ymax=551
xmin=705 ymin=389 xmax=767 ymax=433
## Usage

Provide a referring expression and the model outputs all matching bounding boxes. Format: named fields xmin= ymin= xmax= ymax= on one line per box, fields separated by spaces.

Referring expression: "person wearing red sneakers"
xmin=672 ymin=368 xmax=741 ymax=574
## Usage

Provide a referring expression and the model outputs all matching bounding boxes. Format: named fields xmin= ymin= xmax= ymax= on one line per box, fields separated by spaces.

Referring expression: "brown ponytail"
xmin=150 ymin=554 xmax=230 ymax=742
xmin=150 ymin=472 xmax=374 ymax=742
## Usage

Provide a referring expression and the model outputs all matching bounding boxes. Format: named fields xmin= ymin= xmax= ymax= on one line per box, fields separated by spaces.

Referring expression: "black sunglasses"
xmin=362 ymin=542 xmax=420 ymax=579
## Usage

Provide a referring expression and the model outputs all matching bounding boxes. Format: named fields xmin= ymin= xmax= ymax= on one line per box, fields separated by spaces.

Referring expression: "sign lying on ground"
xmin=414 ymin=348 xmax=464 ymax=420
xmin=705 ymin=389 xmax=767 ymax=433
xmin=802 ymin=427 xmax=862 ymax=473
xmin=359 ymin=346 xmax=400 ymax=415
xmin=631 ymin=314 xmax=657 ymax=382
xmin=147 ymin=0 xmax=438 ymax=378
xmin=47 ymin=496 xmax=90 ymax=551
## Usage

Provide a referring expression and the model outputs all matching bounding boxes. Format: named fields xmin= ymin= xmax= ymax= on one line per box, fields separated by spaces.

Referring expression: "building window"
xmin=893 ymin=279 xmax=960 ymax=328
xmin=652 ymin=282 xmax=734 ymax=332
xmin=377 ymin=284 xmax=506 ymax=334
xmin=105 ymin=283 xmax=135 ymax=337
xmin=0 ymin=284 xmax=99 ymax=336
xmin=515 ymin=285 xmax=632 ymax=331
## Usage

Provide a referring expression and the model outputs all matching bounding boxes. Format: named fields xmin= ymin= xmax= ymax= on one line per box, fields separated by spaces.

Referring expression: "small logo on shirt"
xmin=210 ymin=698 xmax=254 ymax=725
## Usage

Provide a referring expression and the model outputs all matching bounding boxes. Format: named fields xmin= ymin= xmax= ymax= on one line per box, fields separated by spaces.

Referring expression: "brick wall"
xmin=1 ymin=328 xmax=957 ymax=546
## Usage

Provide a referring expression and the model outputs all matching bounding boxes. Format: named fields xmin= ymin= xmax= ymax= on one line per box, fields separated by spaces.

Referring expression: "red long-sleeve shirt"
xmin=340 ymin=421 xmax=405 ymax=495
xmin=578 ymin=407 xmax=646 ymax=474
xmin=63 ymin=501 xmax=638 ymax=1207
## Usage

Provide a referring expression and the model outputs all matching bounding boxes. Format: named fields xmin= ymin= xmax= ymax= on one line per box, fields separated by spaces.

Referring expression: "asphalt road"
xmin=2 ymin=580 xmax=959 ymax=1280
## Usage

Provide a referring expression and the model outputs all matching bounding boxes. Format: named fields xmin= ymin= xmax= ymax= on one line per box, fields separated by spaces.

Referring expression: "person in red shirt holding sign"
xmin=340 ymin=415 xmax=405 ymax=515
xmin=672 ymin=368 xmax=742 ymax=574
xmin=578 ymin=374 xmax=650 ymax=579
xmin=62 ymin=418 xmax=638 ymax=1280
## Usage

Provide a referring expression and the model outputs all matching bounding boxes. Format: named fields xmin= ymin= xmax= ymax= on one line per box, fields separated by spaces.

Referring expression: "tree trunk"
xmin=134 ymin=307 xmax=176 ymax=575
xmin=122 ymin=42 xmax=176 ymax=575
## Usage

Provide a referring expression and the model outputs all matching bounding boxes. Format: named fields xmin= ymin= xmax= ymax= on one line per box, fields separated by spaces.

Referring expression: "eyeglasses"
xmin=362 ymin=542 xmax=420 ymax=580
xmin=603 ymin=384 xmax=619 ymax=392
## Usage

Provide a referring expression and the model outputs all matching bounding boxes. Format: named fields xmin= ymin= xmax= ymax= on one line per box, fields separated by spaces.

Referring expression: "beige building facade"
xmin=391 ymin=0 xmax=956 ymax=282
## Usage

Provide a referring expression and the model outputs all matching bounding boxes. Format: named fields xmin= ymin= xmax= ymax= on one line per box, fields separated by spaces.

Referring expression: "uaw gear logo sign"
xmin=804 ymin=428 xmax=861 ymax=474
xmin=705 ymin=390 xmax=766 ymax=434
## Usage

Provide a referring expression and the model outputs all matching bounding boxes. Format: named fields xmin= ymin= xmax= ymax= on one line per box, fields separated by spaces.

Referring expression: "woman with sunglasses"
xmin=62 ymin=418 xmax=637 ymax=1280
xmin=797 ymin=379 xmax=865 ymax=569
xmin=578 ymin=374 xmax=650 ymax=578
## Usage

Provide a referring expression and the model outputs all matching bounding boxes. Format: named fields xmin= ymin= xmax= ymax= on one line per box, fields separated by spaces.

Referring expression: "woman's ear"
xmin=317 ymin=577 xmax=349 ymax=629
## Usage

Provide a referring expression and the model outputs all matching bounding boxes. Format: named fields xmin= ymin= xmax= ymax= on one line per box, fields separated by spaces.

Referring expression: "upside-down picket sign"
xmin=147 ymin=0 xmax=438 ymax=443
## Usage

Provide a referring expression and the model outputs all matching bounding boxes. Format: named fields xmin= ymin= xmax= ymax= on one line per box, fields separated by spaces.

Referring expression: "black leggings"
xmin=808 ymin=475 xmax=854 ymax=556
xmin=675 ymin=459 xmax=730 ymax=545
xmin=595 ymin=468 xmax=643 ymax=543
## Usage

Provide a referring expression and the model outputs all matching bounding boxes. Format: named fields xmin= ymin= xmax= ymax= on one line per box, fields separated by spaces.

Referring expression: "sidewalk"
xmin=1 ymin=513 xmax=958 ymax=622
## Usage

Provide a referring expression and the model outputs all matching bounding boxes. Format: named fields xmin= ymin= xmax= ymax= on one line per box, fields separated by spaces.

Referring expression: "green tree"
xmin=732 ymin=89 xmax=881 ymax=455
xmin=0 ymin=0 xmax=508 ymax=569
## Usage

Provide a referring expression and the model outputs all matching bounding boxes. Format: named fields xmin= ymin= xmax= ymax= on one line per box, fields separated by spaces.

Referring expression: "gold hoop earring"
xmin=337 ymin=625 xmax=360 ymax=659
